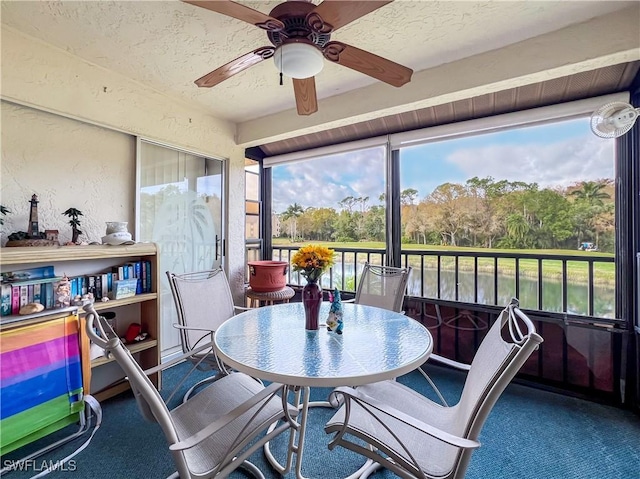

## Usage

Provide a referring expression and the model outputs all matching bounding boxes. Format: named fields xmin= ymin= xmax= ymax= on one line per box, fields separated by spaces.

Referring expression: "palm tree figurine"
xmin=0 ymin=205 xmax=10 ymax=225
xmin=62 ymin=208 xmax=83 ymax=244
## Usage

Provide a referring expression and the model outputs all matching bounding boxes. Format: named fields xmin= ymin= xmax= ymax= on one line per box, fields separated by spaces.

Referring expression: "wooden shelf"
xmin=0 ymin=294 xmax=157 ymax=326
xmin=0 ymin=243 xmax=157 ymax=266
xmin=91 ymin=338 xmax=158 ymax=367
xmin=1 ymin=243 xmax=160 ymax=400
xmin=92 ymin=293 xmax=158 ymax=310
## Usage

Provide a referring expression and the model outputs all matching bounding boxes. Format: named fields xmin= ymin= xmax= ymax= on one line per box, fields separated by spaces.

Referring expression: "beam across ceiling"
xmin=236 ymin=6 xmax=640 ymax=147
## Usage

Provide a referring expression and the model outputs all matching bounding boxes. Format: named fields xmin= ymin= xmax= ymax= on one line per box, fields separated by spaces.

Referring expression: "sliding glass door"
xmin=137 ymin=139 xmax=225 ymax=358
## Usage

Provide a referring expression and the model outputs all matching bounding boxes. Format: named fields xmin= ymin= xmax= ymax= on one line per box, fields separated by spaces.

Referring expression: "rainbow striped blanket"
xmin=1 ymin=313 xmax=84 ymax=455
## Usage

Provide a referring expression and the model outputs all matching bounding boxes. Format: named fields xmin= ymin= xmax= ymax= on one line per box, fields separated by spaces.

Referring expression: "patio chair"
xmin=166 ymin=268 xmax=250 ymax=402
xmin=83 ymin=303 xmax=298 ymax=479
xmin=325 ymin=298 xmax=543 ymax=479
xmin=346 ymin=262 xmax=412 ymax=313
xmin=344 ymin=263 xmax=447 ymax=392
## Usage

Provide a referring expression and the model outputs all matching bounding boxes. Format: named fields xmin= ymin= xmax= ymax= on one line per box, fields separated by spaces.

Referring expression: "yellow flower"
xmin=291 ymin=244 xmax=335 ymax=282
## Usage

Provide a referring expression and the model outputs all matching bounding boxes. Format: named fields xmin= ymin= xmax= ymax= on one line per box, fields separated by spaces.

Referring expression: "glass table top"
xmin=214 ymin=302 xmax=433 ymax=387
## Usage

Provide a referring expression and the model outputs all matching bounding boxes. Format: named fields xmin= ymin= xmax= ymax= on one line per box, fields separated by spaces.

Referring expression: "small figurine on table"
xmin=326 ymin=287 xmax=344 ymax=334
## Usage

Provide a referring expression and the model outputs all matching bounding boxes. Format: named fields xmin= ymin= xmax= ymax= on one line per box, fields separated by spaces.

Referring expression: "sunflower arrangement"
xmin=291 ymin=244 xmax=335 ymax=282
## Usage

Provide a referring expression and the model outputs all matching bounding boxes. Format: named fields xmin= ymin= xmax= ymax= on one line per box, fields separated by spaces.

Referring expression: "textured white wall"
xmin=1 ymin=102 xmax=135 ymax=245
xmin=1 ymin=28 xmax=246 ymax=301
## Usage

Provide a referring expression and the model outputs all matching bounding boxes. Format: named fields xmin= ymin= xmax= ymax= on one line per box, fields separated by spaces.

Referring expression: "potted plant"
xmin=62 ymin=208 xmax=83 ymax=244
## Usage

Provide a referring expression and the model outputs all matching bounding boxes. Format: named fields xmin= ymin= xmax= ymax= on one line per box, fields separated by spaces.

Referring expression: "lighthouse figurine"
xmin=326 ymin=288 xmax=344 ymax=334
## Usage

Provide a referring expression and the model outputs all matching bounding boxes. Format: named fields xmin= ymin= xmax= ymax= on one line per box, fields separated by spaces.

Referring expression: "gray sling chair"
xmin=325 ymin=298 xmax=543 ymax=479
xmin=344 ymin=262 xmax=412 ymax=313
xmin=83 ymin=303 xmax=298 ymax=479
xmin=342 ymin=263 xmax=451 ymax=398
xmin=166 ymin=268 xmax=251 ymax=402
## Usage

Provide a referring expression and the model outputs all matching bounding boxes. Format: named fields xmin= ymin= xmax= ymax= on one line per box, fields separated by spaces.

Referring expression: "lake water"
xmin=319 ymin=264 xmax=615 ymax=319
xmin=407 ymin=268 xmax=615 ymax=318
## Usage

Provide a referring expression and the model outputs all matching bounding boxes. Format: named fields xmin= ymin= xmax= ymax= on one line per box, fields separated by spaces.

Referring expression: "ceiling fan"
xmin=184 ymin=0 xmax=413 ymax=116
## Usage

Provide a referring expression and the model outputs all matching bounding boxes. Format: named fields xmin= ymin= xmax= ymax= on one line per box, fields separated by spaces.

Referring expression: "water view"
xmin=302 ymin=262 xmax=615 ymax=319
xmin=409 ymin=268 xmax=615 ymax=318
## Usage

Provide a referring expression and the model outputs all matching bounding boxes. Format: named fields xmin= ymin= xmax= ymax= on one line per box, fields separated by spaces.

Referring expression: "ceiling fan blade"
xmin=195 ymin=47 xmax=275 ymax=88
xmin=323 ymin=41 xmax=412 ymax=87
xmin=293 ymin=77 xmax=318 ymax=116
xmin=183 ymin=0 xmax=284 ymax=32
xmin=308 ymin=0 xmax=393 ymax=33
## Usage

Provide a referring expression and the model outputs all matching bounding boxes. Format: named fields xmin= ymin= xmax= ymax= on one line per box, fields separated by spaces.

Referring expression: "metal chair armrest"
xmin=172 ymin=323 xmax=214 ymax=333
xmin=331 ymin=386 xmax=480 ymax=450
xmin=428 ymin=353 xmax=471 ymax=371
xmin=142 ymin=342 xmax=217 ymax=376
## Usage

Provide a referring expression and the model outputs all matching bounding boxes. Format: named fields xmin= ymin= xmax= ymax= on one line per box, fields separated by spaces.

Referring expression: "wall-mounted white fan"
xmin=590 ymin=101 xmax=640 ymax=138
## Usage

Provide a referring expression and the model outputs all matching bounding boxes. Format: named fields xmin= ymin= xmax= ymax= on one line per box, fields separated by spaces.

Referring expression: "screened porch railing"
xmin=270 ymin=245 xmax=620 ymax=325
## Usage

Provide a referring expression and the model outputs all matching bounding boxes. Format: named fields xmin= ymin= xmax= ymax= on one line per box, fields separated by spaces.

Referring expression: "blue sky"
xmin=272 ymin=118 xmax=615 ymax=213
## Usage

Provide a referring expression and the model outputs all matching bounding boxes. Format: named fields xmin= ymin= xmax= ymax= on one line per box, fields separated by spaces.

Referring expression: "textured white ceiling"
xmin=1 ymin=1 xmax=638 ymax=139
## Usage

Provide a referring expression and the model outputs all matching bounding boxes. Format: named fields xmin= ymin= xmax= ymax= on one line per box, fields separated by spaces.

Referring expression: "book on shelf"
xmin=32 ymin=283 xmax=41 ymax=304
xmin=1 ymin=284 xmax=11 ymax=316
xmin=19 ymin=285 xmax=28 ymax=308
xmin=1 ymin=266 xmax=56 ymax=283
xmin=134 ymin=261 xmax=143 ymax=294
xmin=0 ymin=259 xmax=154 ymax=316
xmin=70 ymin=277 xmax=79 ymax=299
xmin=11 ymin=286 xmax=20 ymax=315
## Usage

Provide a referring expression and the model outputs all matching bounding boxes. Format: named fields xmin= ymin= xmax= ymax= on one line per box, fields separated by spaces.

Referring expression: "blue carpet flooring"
xmin=3 ymin=362 xmax=639 ymax=478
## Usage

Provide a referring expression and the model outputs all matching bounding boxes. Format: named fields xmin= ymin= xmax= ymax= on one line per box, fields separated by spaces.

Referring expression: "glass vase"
xmin=302 ymin=279 xmax=322 ymax=331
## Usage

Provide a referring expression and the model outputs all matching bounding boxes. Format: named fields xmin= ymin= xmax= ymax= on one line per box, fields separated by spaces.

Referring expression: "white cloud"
xmin=446 ymin=134 xmax=614 ymax=188
xmin=272 ymin=148 xmax=385 ymax=213
xmin=272 ymin=127 xmax=616 ymax=213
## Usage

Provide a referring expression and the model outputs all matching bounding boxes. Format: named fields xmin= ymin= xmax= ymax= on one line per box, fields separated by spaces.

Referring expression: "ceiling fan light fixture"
xmin=274 ymin=43 xmax=324 ymax=79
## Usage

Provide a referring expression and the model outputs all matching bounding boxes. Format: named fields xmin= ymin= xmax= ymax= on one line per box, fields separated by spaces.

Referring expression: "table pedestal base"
xmin=264 ymin=386 xmax=375 ymax=479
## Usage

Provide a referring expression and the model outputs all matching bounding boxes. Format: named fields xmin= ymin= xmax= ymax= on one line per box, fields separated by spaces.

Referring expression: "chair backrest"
xmin=354 ymin=263 xmax=412 ymax=312
xmin=451 ymin=299 xmax=543 ymax=477
xmin=166 ymin=268 xmax=236 ymax=354
xmin=85 ymin=303 xmax=296 ymax=479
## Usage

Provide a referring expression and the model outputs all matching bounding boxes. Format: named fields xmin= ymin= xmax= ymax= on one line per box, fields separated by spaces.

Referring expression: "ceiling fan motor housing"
xmin=267 ymin=1 xmax=332 ymax=80
xmin=267 ymin=1 xmax=332 ymax=48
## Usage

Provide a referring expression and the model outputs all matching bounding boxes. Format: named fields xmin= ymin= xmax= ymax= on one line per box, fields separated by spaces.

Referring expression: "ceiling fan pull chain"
xmin=279 ymin=46 xmax=284 ymax=86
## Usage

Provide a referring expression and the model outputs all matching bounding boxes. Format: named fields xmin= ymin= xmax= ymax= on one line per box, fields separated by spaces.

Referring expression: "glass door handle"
xmin=215 ymin=235 xmax=225 ymax=260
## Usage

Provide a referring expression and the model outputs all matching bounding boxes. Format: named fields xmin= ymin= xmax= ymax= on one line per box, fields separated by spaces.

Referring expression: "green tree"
xmin=363 ymin=205 xmax=386 ymax=241
xmin=281 ymin=203 xmax=304 ymax=241
xmin=570 ymin=180 xmax=611 ymax=207
xmin=527 ymin=189 xmax=575 ymax=248
xmin=400 ymin=188 xmax=418 ymax=206
xmin=569 ymin=180 xmax=613 ymax=247
xmin=502 ymin=213 xmax=530 ymax=248
xmin=306 ymin=207 xmax=338 ymax=241
xmin=427 ymin=182 xmax=470 ymax=246
xmin=465 ymin=177 xmax=507 ymax=248
xmin=334 ymin=210 xmax=357 ymax=242
xmin=338 ymin=196 xmax=357 ymax=213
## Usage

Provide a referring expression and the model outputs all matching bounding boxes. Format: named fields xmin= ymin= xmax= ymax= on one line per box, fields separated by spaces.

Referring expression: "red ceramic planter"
xmin=247 ymin=260 xmax=289 ymax=292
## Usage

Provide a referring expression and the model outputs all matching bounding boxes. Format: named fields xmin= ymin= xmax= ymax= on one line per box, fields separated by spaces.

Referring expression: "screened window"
xmin=270 ymin=145 xmax=387 ymax=288
xmin=398 ymin=117 xmax=616 ymax=317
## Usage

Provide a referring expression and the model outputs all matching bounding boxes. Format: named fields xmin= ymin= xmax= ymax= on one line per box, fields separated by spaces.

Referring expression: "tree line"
xmin=276 ymin=177 xmax=615 ymax=253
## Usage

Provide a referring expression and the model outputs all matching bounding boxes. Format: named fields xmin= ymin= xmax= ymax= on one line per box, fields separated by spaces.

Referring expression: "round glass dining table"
xmin=214 ymin=302 xmax=433 ymax=479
